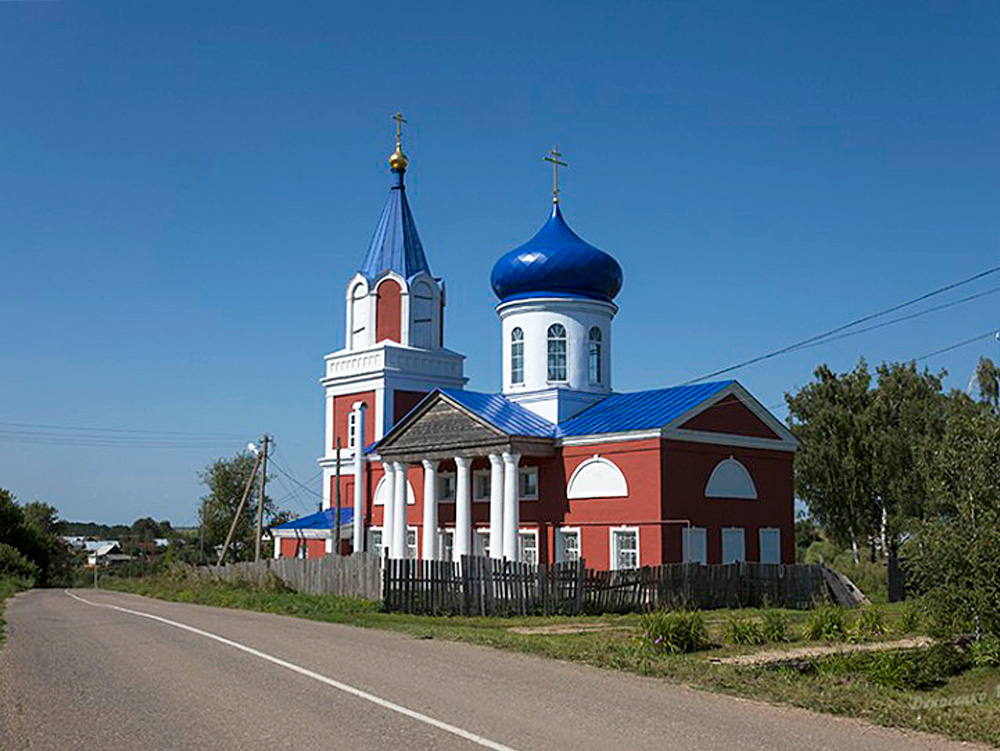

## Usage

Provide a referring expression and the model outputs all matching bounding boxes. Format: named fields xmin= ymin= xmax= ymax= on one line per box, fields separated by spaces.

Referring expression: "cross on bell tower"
xmin=543 ymin=146 xmax=568 ymax=204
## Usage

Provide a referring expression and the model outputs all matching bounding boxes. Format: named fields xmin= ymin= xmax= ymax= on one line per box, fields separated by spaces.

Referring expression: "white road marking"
xmin=65 ymin=590 xmax=519 ymax=751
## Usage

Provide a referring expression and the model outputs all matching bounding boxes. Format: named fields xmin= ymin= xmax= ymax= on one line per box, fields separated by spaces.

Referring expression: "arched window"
xmin=588 ymin=326 xmax=602 ymax=384
xmin=705 ymin=457 xmax=758 ymax=499
xmin=411 ymin=281 xmax=434 ymax=349
xmin=547 ymin=323 xmax=567 ymax=381
xmin=349 ymin=281 xmax=368 ymax=349
xmin=510 ymin=327 xmax=524 ymax=384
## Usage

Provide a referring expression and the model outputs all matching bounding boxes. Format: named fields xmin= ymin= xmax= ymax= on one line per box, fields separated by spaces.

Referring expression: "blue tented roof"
xmin=557 ymin=381 xmax=734 ymax=436
xmin=358 ymin=171 xmax=432 ymax=281
xmin=272 ymin=507 xmax=354 ymax=531
xmin=440 ymin=389 xmax=557 ymax=437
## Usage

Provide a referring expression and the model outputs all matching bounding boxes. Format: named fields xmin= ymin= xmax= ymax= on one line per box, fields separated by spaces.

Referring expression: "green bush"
xmin=761 ymin=609 xmax=789 ymax=642
xmin=803 ymin=605 xmax=848 ymax=641
xmin=0 ymin=542 xmax=39 ymax=585
xmin=970 ymin=634 xmax=1000 ymax=668
xmin=638 ymin=610 xmax=709 ymax=655
xmin=852 ymin=605 xmax=889 ymax=639
xmin=723 ymin=613 xmax=765 ymax=645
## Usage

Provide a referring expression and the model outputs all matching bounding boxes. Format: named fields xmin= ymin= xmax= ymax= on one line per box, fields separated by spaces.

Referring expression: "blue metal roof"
xmin=490 ymin=204 xmax=623 ymax=303
xmin=441 ymin=389 xmax=557 ymax=437
xmin=272 ymin=507 xmax=354 ymax=531
xmin=557 ymin=381 xmax=734 ymax=436
xmin=358 ymin=169 xmax=432 ymax=281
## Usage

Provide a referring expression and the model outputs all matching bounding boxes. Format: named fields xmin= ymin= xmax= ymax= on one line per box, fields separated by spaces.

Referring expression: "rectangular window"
xmin=438 ymin=529 xmax=454 ymax=562
xmin=474 ymin=529 xmax=490 ymax=558
xmin=519 ymin=467 xmax=539 ymax=500
xmin=511 ymin=339 xmax=524 ymax=385
xmin=438 ymin=472 xmax=456 ymax=502
xmin=588 ymin=342 xmax=601 ymax=385
xmin=548 ymin=340 xmax=567 ymax=381
xmin=347 ymin=410 xmax=357 ymax=449
xmin=611 ymin=528 xmax=639 ymax=570
xmin=367 ymin=528 xmax=384 ymax=558
xmin=518 ymin=530 xmax=538 ymax=565
xmin=556 ymin=528 xmax=580 ymax=563
xmin=406 ymin=528 xmax=418 ymax=560
xmin=759 ymin=528 xmax=781 ymax=565
xmin=682 ymin=526 xmax=707 ymax=564
xmin=473 ymin=469 xmax=491 ymax=502
xmin=721 ymin=527 xmax=746 ymax=564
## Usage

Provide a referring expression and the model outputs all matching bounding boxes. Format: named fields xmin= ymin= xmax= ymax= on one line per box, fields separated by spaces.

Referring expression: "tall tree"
xmin=785 ymin=360 xmax=876 ymax=562
xmin=975 ymin=355 xmax=1000 ymax=412
xmin=905 ymin=401 xmax=1000 ymax=636
xmin=198 ymin=452 xmax=276 ymax=562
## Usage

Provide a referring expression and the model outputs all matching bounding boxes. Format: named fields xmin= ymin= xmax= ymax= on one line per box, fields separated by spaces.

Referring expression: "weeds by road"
xmin=104 ymin=575 xmax=1000 ymax=747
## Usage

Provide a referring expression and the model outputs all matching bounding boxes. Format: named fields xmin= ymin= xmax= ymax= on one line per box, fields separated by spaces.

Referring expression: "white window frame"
xmin=682 ymin=526 xmax=707 ymax=564
xmin=517 ymin=528 xmax=539 ymax=565
xmin=519 ymin=466 xmax=539 ymax=501
xmin=347 ymin=410 xmax=358 ymax=450
xmin=438 ymin=472 xmax=456 ymax=502
xmin=472 ymin=468 xmax=491 ymax=502
xmin=438 ymin=528 xmax=454 ymax=562
xmin=406 ymin=526 xmax=418 ymax=560
xmin=587 ymin=326 xmax=602 ymax=385
xmin=555 ymin=526 xmax=581 ymax=563
xmin=367 ymin=527 xmax=384 ymax=558
xmin=474 ymin=528 xmax=491 ymax=558
xmin=511 ymin=327 xmax=525 ymax=385
xmin=610 ymin=526 xmax=639 ymax=571
xmin=547 ymin=323 xmax=567 ymax=382
xmin=722 ymin=527 xmax=746 ymax=564
xmin=759 ymin=527 xmax=781 ymax=565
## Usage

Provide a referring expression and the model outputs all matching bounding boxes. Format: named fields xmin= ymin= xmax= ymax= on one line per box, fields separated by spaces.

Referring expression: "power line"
xmin=681 ymin=263 xmax=1000 ymax=384
xmin=0 ymin=419 xmax=246 ymax=438
xmin=916 ymin=329 xmax=999 ymax=362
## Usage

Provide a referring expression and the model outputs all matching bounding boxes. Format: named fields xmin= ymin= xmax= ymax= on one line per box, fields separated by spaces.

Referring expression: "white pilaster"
xmin=391 ymin=462 xmax=408 ymax=559
xmin=352 ymin=402 xmax=367 ymax=553
xmin=454 ymin=456 xmax=473 ymax=559
xmin=488 ymin=453 xmax=504 ymax=559
xmin=381 ymin=461 xmax=395 ymax=558
xmin=502 ymin=451 xmax=521 ymax=560
xmin=422 ymin=460 xmax=439 ymax=560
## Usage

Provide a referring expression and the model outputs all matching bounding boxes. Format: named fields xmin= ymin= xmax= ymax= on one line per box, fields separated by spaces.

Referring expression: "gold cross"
xmin=543 ymin=146 xmax=568 ymax=204
xmin=392 ymin=111 xmax=407 ymax=148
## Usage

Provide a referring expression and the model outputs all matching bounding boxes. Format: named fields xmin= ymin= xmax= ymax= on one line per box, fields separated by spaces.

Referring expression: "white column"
xmin=422 ymin=460 xmax=439 ymax=561
xmin=381 ymin=461 xmax=395 ymax=558
xmin=502 ymin=451 xmax=521 ymax=560
xmin=488 ymin=453 xmax=504 ymax=559
xmin=391 ymin=462 xmax=408 ymax=559
xmin=273 ymin=534 xmax=282 ymax=559
xmin=454 ymin=456 xmax=472 ymax=559
xmin=352 ymin=402 xmax=366 ymax=553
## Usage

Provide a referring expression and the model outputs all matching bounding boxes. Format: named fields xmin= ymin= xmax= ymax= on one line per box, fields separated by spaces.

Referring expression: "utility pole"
xmin=334 ymin=438 xmax=341 ymax=555
xmin=199 ymin=498 xmax=206 ymax=565
xmin=254 ymin=434 xmax=270 ymax=562
xmin=218 ymin=450 xmax=262 ymax=565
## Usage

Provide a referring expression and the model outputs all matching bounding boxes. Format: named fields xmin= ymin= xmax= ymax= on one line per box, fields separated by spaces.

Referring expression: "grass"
xmin=103 ymin=575 xmax=1000 ymax=747
xmin=0 ymin=577 xmax=31 ymax=647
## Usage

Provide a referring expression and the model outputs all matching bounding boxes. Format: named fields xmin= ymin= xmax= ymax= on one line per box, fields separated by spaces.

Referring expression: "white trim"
xmin=558 ymin=429 xmax=661 ymax=447
xmin=661 ymin=428 xmax=799 ymax=452
xmin=472 ymin=468 xmax=491 ymax=502
xmin=566 ymin=455 xmax=628 ymax=499
xmin=517 ymin=527 xmax=539 ymax=565
xmin=373 ymin=475 xmax=416 ymax=506
xmin=437 ymin=471 xmax=457 ymax=502
xmin=518 ymin=466 xmax=539 ymax=501
xmin=555 ymin=526 xmax=581 ymax=563
xmin=661 ymin=382 xmax=799 ymax=450
xmin=609 ymin=526 xmax=640 ymax=571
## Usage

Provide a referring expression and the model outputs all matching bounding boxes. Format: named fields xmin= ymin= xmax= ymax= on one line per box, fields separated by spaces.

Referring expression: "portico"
xmin=371 ymin=390 xmax=556 ymax=561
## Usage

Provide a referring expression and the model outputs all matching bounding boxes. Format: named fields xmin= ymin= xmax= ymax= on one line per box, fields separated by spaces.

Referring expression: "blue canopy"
xmin=272 ymin=507 xmax=354 ymax=531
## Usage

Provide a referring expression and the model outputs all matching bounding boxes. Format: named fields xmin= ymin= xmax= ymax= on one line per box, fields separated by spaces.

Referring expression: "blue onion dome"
xmin=491 ymin=204 xmax=623 ymax=303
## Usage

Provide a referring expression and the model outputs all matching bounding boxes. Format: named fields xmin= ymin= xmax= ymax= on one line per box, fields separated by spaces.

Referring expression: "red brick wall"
xmin=679 ymin=395 xmax=779 ymax=439
xmin=330 ymin=391 xmax=375 ymax=453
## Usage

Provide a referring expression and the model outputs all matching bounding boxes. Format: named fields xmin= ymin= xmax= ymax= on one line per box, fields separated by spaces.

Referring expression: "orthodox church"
xmin=273 ymin=122 xmax=798 ymax=569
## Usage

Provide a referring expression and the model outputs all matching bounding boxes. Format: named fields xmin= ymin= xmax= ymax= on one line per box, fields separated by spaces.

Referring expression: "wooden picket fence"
xmin=383 ymin=557 xmax=826 ymax=616
xmin=193 ymin=552 xmax=382 ymax=600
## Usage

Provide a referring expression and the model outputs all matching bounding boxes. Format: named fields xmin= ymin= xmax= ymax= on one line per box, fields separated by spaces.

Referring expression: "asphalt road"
xmin=0 ymin=589 xmax=988 ymax=751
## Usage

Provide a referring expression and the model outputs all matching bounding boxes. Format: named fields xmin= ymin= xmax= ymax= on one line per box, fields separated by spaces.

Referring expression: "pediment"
xmin=678 ymin=394 xmax=780 ymax=439
xmin=377 ymin=395 xmax=508 ymax=458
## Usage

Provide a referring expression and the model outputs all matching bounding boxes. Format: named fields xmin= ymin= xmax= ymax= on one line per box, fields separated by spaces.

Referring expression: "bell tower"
xmin=318 ymin=114 xmax=466 ymax=509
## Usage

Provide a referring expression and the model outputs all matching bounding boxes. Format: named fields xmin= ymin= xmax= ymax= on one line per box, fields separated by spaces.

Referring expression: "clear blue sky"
xmin=2 ymin=1 xmax=998 ymax=526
